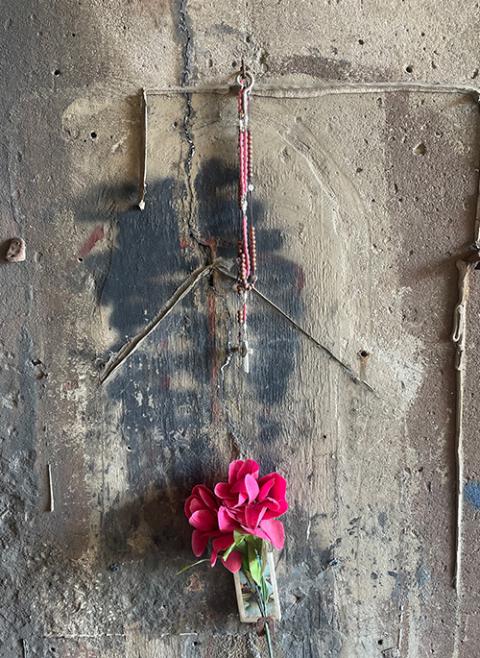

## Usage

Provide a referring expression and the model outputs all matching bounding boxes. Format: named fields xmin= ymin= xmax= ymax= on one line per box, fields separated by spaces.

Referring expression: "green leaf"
xmin=222 ymin=532 xmax=248 ymax=562
xmin=261 ymin=540 xmax=268 ymax=572
xmin=248 ymin=540 xmax=262 ymax=586
xmin=234 ymin=530 xmax=246 ymax=543
xmin=175 ymin=558 xmax=210 ymax=576
xmin=261 ymin=576 xmax=269 ymax=603
xmin=242 ymin=552 xmax=250 ymax=578
xmin=222 ymin=540 xmax=237 ymax=562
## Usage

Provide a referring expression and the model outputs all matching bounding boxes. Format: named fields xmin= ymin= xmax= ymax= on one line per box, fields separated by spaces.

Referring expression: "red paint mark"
xmin=208 ymin=285 xmax=221 ymax=422
xmin=293 ymin=263 xmax=305 ymax=292
xmin=160 ymin=375 xmax=170 ymax=390
xmin=78 ymin=226 xmax=105 ymax=259
xmin=63 ymin=380 xmax=79 ymax=391
xmin=207 ymin=287 xmax=217 ymax=338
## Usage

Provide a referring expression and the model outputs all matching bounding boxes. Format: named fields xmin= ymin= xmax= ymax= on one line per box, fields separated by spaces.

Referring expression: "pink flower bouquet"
xmin=183 ymin=459 xmax=288 ymax=656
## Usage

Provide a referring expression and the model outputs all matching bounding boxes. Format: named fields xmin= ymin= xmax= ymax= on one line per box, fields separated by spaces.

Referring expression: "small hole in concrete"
xmin=77 ymin=257 xmax=83 ymax=263
xmin=378 ymin=639 xmax=384 ymax=646
xmin=358 ymin=38 xmax=364 ymax=45
xmin=359 ymin=350 xmax=370 ymax=358
xmin=405 ymin=64 xmax=413 ymax=73
xmin=231 ymin=60 xmax=238 ymax=69
xmin=413 ymin=142 xmax=427 ymax=156
xmin=53 ymin=68 xmax=61 ymax=76
xmin=90 ymin=131 xmax=97 ymax=140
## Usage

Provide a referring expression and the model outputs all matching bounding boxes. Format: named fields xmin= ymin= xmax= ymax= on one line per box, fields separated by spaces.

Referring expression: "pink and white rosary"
xmin=236 ymin=67 xmax=256 ymax=372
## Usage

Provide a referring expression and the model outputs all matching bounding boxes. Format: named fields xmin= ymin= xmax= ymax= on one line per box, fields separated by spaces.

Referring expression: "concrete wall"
xmin=1 ymin=1 xmax=480 ymax=656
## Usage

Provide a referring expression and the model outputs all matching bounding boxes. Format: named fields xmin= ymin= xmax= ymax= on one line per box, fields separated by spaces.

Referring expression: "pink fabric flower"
xmin=184 ymin=484 xmax=242 ymax=572
xmin=214 ymin=460 xmax=288 ymax=550
xmin=184 ymin=460 xmax=288 ymax=572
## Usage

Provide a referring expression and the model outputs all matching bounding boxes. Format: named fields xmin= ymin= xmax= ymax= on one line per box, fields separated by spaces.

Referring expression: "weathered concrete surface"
xmin=1 ymin=1 xmax=480 ymax=657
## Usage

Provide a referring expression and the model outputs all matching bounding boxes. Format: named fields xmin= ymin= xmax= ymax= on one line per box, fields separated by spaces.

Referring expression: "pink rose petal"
xmin=187 ymin=498 xmax=204 ymax=514
xmin=236 ymin=492 xmax=247 ymax=507
xmin=258 ymin=478 xmax=275 ymax=502
xmin=228 ymin=460 xmax=244 ymax=483
xmin=245 ymin=473 xmax=260 ymax=503
xmin=191 ymin=530 xmax=208 ymax=557
xmin=218 ymin=506 xmax=237 ymax=532
xmin=245 ymin=504 xmax=267 ymax=529
xmin=259 ymin=473 xmax=286 ymax=499
xmin=189 ymin=509 xmax=217 ymax=532
xmin=259 ymin=518 xmax=285 ymax=549
xmin=210 ymin=533 xmax=235 ymax=567
xmin=195 ymin=485 xmax=217 ymax=510
xmin=237 ymin=459 xmax=260 ymax=480
xmin=223 ymin=550 xmax=242 ymax=573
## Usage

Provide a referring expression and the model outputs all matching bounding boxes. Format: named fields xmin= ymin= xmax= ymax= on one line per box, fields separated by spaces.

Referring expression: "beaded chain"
xmin=236 ymin=67 xmax=256 ymax=372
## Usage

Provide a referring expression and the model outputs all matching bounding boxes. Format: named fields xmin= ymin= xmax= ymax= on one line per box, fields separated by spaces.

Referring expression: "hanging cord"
xmin=236 ymin=64 xmax=256 ymax=372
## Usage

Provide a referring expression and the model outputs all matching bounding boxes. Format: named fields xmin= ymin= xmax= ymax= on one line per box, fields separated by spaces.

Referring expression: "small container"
xmin=233 ymin=551 xmax=281 ymax=623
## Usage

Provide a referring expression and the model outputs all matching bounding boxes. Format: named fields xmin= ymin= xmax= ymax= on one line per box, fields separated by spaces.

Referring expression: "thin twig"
xmin=100 ymin=263 xmax=214 ymax=384
xmin=47 ymin=463 xmax=54 ymax=513
xmin=138 ymin=88 xmax=147 ymax=210
xmin=215 ymin=265 xmax=374 ymax=392
xmin=451 ymin=259 xmax=477 ymax=591
xmin=145 ymin=80 xmax=479 ymax=100
xmin=21 ymin=639 xmax=28 ymax=658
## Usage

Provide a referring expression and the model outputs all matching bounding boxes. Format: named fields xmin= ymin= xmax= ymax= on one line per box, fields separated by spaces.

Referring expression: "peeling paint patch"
xmin=464 ymin=481 xmax=480 ymax=509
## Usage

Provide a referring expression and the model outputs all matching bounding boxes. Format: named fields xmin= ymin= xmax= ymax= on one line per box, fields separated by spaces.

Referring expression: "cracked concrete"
xmin=1 ymin=1 xmax=480 ymax=657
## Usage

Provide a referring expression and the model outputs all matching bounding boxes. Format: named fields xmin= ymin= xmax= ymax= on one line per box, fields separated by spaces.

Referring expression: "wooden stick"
xmin=138 ymin=88 xmax=147 ymax=210
xmin=145 ymin=81 xmax=480 ymax=100
xmin=452 ymin=259 xmax=476 ymax=591
xmin=100 ymin=262 xmax=214 ymax=384
xmin=215 ymin=264 xmax=374 ymax=393
xmin=47 ymin=463 xmax=54 ymax=513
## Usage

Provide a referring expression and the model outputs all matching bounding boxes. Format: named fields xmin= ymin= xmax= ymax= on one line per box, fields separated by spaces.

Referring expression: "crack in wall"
xmin=178 ymin=0 xmax=201 ymax=252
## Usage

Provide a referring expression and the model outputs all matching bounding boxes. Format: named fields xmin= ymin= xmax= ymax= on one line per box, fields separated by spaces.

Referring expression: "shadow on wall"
xmin=96 ymin=485 xmax=242 ymax=630
xmin=76 ymin=158 xmax=304 ymax=592
xmin=78 ymin=157 xmax=304 ymax=436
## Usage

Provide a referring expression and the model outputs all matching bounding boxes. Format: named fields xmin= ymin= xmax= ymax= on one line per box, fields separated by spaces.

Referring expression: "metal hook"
xmin=236 ymin=61 xmax=255 ymax=93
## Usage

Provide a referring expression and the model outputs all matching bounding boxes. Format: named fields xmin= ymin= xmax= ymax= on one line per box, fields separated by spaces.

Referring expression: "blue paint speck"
xmin=464 ymin=481 xmax=480 ymax=509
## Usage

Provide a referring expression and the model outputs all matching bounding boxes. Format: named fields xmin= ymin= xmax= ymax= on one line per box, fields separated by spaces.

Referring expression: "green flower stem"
xmin=263 ymin=617 xmax=274 ymax=658
xmin=251 ymin=578 xmax=274 ymax=658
